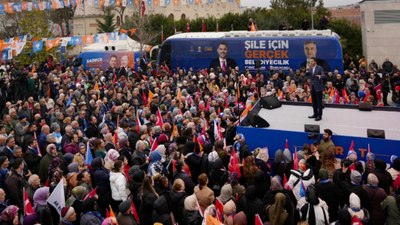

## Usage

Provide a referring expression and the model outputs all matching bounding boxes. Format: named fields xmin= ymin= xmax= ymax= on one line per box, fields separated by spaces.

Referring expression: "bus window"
xmin=73 ymin=58 xmax=82 ymax=67
xmin=159 ymin=41 xmax=171 ymax=69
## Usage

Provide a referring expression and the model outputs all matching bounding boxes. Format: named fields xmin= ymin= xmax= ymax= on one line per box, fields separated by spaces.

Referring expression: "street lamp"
xmin=310 ymin=0 xmax=314 ymax=30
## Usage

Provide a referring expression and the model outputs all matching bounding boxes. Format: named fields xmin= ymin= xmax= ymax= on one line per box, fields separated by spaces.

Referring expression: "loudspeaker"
xmin=260 ymin=96 xmax=282 ymax=110
xmin=255 ymin=60 xmax=261 ymax=69
xmin=247 ymin=111 xmax=270 ymax=128
xmin=359 ymin=102 xmax=372 ymax=111
xmin=367 ymin=129 xmax=385 ymax=139
xmin=304 ymin=124 xmax=320 ymax=133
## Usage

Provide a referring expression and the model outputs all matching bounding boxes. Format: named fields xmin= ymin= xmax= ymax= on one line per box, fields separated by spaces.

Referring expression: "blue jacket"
xmin=307 ymin=64 xmax=326 ymax=92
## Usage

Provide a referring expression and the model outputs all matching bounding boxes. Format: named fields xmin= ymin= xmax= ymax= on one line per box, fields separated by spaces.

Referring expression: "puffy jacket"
xmin=110 ymin=172 xmax=128 ymax=201
xmin=287 ymin=168 xmax=315 ymax=202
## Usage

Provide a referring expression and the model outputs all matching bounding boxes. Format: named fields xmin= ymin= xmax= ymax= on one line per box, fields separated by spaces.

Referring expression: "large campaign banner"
xmin=237 ymin=126 xmax=400 ymax=164
xmin=78 ymin=51 xmax=140 ymax=72
xmin=170 ymin=36 xmax=343 ymax=73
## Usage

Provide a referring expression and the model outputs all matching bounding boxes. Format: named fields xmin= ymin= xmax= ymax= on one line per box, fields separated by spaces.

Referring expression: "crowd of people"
xmin=0 ymin=54 xmax=398 ymax=225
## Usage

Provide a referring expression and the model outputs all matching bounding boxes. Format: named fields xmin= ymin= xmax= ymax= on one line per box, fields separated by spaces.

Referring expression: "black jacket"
xmin=170 ymin=191 xmax=186 ymax=225
xmin=25 ymin=147 xmax=42 ymax=174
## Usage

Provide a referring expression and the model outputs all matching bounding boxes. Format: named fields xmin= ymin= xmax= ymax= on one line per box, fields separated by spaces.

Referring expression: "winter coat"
xmin=286 ymin=168 xmax=315 ymax=202
xmin=170 ymin=191 xmax=186 ymax=225
xmin=173 ymin=171 xmax=195 ymax=195
xmin=38 ymin=154 xmax=55 ymax=183
xmin=140 ymin=190 xmax=158 ymax=225
xmin=35 ymin=204 xmax=53 ymax=225
xmin=237 ymin=186 xmax=265 ymax=225
xmin=91 ymin=158 xmax=111 ymax=196
xmin=315 ymin=181 xmax=340 ymax=222
xmin=117 ymin=212 xmax=137 ymax=225
xmin=381 ymin=195 xmax=400 ymax=225
xmin=374 ymin=159 xmax=393 ymax=195
xmin=80 ymin=211 xmax=103 ymax=225
xmin=109 ymin=171 xmax=128 ymax=201
xmin=363 ymin=185 xmax=387 ymax=225
xmin=152 ymin=195 xmax=172 ymax=225
xmin=194 ymin=185 xmax=215 ymax=214
xmin=24 ymin=146 xmax=41 ymax=174
xmin=4 ymin=169 xmax=27 ymax=209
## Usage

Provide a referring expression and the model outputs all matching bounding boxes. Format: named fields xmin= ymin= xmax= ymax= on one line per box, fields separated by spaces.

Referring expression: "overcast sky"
xmin=241 ymin=0 xmax=362 ymax=8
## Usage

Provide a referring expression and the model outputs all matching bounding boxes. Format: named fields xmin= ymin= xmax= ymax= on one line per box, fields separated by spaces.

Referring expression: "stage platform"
xmin=257 ymin=105 xmax=400 ymax=140
xmin=237 ymin=102 xmax=400 ymax=163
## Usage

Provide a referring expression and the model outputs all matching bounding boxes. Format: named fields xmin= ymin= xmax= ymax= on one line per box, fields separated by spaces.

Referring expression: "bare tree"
xmin=48 ymin=7 xmax=76 ymax=36
xmin=0 ymin=14 xmax=22 ymax=39
xmin=122 ymin=7 xmax=159 ymax=56
xmin=113 ymin=5 xmax=127 ymax=26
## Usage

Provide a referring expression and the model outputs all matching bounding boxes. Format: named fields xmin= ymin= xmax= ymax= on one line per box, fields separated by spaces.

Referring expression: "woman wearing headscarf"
xmin=1 ymin=205 xmax=19 ymax=225
xmin=26 ymin=174 xmax=40 ymax=204
xmin=229 ymin=172 xmax=245 ymax=201
xmin=33 ymin=187 xmax=53 ymax=225
xmin=363 ymin=173 xmax=387 ymax=225
xmin=104 ymin=149 xmax=120 ymax=171
xmin=263 ymin=176 xmax=296 ymax=225
xmin=217 ymin=183 xmax=233 ymax=205
xmin=272 ymin=149 xmax=293 ymax=181
xmin=267 ymin=193 xmax=289 ymax=225
xmin=223 ymin=199 xmax=247 ymax=225
xmin=38 ymin=144 xmax=60 ymax=184
xmin=347 ymin=193 xmax=370 ymax=224
xmin=299 ymin=185 xmax=329 ymax=225
xmin=147 ymin=150 xmax=163 ymax=176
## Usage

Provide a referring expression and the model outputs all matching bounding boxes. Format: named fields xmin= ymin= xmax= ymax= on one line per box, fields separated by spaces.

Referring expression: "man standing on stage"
xmin=307 ymin=57 xmax=325 ymax=121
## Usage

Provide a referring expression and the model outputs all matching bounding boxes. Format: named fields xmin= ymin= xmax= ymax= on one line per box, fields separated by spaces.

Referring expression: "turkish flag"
xmin=156 ymin=109 xmax=164 ymax=127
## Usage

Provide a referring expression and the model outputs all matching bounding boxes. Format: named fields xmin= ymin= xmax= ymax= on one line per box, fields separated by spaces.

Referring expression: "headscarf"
xmin=256 ymin=147 xmax=269 ymax=163
xmin=218 ymin=184 xmax=233 ymax=204
xmin=33 ymin=187 xmax=50 ymax=207
xmin=1 ymin=205 xmax=19 ymax=221
xmin=271 ymin=175 xmax=283 ymax=191
xmin=348 ymin=193 xmax=364 ymax=219
xmin=269 ymin=193 xmax=288 ymax=225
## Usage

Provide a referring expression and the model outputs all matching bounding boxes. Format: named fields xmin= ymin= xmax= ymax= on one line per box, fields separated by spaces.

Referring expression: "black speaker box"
xmin=359 ymin=102 xmax=372 ymax=111
xmin=260 ymin=96 xmax=282 ymax=110
xmin=367 ymin=129 xmax=385 ymax=139
xmin=304 ymin=124 xmax=320 ymax=133
xmin=247 ymin=111 xmax=270 ymax=128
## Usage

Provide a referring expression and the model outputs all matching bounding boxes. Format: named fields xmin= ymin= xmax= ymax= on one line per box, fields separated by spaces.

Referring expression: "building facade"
xmin=73 ymin=0 xmax=241 ymax=35
xmin=360 ymin=0 xmax=400 ymax=66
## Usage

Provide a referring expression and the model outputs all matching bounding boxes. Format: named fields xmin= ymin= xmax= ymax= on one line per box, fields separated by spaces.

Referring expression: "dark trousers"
xmin=383 ymin=92 xmax=389 ymax=105
xmin=311 ymin=89 xmax=323 ymax=117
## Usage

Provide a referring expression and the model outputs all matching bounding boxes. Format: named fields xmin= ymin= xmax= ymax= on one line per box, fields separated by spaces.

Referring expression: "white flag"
xmin=47 ymin=180 xmax=65 ymax=215
xmin=61 ymin=37 xmax=71 ymax=47
xmin=7 ymin=49 xmax=13 ymax=60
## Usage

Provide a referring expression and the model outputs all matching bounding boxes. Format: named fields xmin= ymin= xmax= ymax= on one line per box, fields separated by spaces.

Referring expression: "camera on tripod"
xmin=307 ymin=132 xmax=321 ymax=145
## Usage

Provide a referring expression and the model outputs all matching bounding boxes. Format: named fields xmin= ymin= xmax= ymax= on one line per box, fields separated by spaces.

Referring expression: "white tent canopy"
xmin=82 ymin=36 xmax=151 ymax=52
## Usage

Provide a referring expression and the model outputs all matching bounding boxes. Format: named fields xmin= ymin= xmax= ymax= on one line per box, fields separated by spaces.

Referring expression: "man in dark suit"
xmin=307 ymin=57 xmax=325 ymax=121
xmin=209 ymin=42 xmax=237 ymax=74
xmin=301 ymin=41 xmax=331 ymax=73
